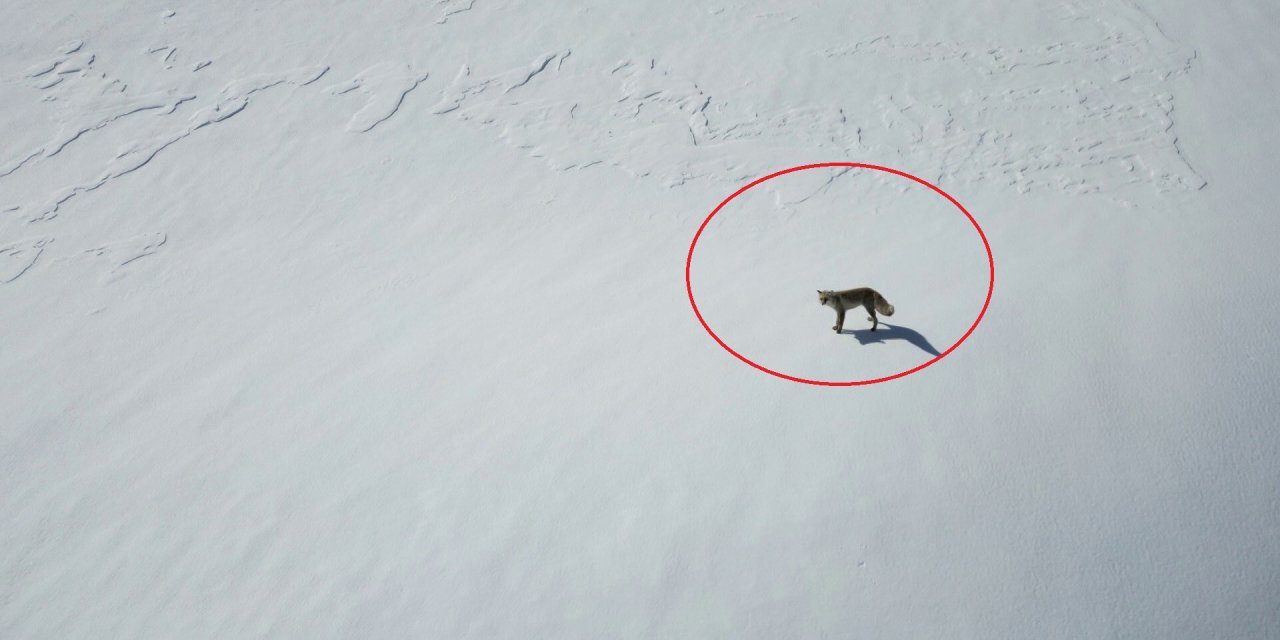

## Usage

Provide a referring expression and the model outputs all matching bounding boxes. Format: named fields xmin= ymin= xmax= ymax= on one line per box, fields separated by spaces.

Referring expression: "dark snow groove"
xmin=25 ymin=65 xmax=328 ymax=222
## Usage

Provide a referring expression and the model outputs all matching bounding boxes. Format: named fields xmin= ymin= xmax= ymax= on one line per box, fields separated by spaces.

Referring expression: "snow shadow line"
xmin=840 ymin=322 xmax=942 ymax=357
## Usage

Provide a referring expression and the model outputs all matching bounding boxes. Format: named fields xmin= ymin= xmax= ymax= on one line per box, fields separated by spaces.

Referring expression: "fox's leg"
xmin=834 ymin=308 xmax=845 ymax=332
xmin=863 ymin=301 xmax=878 ymax=331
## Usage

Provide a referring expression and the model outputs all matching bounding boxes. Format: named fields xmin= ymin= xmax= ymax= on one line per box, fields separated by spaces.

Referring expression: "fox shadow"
xmin=840 ymin=322 xmax=942 ymax=357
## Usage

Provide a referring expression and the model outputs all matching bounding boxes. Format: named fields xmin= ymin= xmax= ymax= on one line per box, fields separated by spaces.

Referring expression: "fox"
xmin=818 ymin=287 xmax=895 ymax=333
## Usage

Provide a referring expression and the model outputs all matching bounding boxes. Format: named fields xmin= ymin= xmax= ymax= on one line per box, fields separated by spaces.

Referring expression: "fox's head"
xmin=817 ymin=290 xmax=832 ymax=306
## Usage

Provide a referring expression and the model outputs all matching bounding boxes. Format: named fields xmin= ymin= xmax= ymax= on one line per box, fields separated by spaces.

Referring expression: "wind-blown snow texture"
xmin=3 ymin=0 xmax=1278 ymax=637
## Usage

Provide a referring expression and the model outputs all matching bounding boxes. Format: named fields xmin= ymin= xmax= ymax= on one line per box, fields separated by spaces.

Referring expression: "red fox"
xmin=818 ymin=288 xmax=895 ymax=332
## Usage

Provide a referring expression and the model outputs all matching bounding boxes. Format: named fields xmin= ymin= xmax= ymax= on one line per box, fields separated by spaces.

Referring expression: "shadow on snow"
xmin=841 ymin=322 xmax=942 ymax=357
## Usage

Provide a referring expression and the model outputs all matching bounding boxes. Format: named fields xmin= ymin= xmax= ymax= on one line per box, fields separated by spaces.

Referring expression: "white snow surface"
xmin=3 ymin=0 xmax=1279 ymax=637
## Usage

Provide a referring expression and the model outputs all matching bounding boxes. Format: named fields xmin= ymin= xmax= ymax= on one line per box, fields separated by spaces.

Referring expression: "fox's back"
xmin=835 ymin=287 xmax=877 ymax=307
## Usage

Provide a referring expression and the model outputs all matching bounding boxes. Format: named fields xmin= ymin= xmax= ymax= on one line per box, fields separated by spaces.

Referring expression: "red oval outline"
xmin=685 ymin=162 xmax=995 ymax=386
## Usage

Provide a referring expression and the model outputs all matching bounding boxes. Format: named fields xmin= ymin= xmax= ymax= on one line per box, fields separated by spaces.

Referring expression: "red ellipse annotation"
xmin=685 ymin=162 xmax=995 ymax=386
